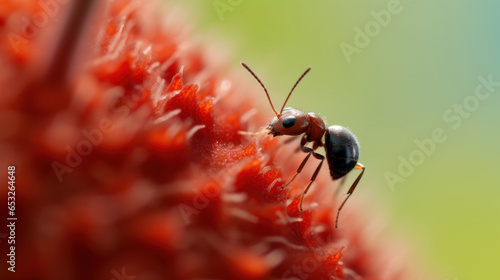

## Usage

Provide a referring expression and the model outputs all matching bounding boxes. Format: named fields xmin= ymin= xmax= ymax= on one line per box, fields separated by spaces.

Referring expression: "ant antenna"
xmin=280 ymin=66 xmax=311 ymax=115
xmin=241 ymin=62 xmax=279 ymax=117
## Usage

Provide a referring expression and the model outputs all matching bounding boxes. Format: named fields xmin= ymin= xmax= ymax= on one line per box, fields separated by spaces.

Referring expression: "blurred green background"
xmin=178 ymin=0 xmax=500 ymax=279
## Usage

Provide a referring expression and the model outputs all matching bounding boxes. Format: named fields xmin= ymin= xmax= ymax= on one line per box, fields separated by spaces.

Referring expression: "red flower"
xmin=0 ymin=0 xmax=422 ymax=279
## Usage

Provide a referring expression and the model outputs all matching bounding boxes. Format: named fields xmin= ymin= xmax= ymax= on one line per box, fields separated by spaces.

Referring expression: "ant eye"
xmin=282 ymin=117 xmax=297 ymax=128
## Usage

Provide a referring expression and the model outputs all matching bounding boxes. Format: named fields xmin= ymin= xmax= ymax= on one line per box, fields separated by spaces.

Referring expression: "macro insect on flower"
xmin=239 ymin=62 xmax=365 ymax=228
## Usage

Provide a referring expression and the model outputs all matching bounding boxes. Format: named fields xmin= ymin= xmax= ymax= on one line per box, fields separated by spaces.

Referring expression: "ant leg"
xmin=335 ymin=163 xmax=365 ymax=228
xmin=283 ymin=135 xmax=311 ymax=187
xmin=283 ymin=150 xmax=312 ymax=188
xmin=299 ymin=152 xmax=325 ymax=211
xmin=334 ymin=176 xmax=348 ymax=197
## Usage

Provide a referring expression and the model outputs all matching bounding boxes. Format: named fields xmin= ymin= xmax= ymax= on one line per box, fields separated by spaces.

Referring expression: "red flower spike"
xmin=166 ymin=71 xmax=184 ymax=92
xmin=0 ymin=0 xmax=427 ymax=280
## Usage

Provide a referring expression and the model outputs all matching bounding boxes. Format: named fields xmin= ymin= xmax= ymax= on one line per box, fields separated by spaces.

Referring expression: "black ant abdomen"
xmin=325 ymin=125 xmax=360 ymax=180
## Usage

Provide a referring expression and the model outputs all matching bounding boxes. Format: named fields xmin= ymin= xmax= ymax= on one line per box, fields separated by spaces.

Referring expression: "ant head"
xmin=267 ymin=108 xmax=309 ymax=137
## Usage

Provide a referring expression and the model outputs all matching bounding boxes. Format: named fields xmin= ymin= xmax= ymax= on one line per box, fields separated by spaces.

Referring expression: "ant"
xmin=239 ymin=62 xmax=365 ymax=228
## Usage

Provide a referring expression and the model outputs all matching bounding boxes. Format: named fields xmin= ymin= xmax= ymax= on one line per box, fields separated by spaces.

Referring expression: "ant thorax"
xmin=305 ymin=112 xmax=326 ymax=143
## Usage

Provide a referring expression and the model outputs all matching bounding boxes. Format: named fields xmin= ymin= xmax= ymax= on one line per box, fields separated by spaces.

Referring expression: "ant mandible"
xmin=239 ymin=62 xmax=365 ymax=228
